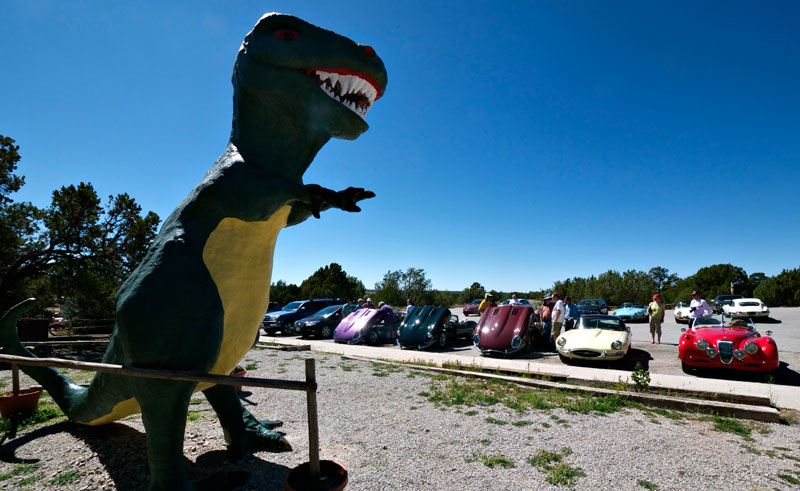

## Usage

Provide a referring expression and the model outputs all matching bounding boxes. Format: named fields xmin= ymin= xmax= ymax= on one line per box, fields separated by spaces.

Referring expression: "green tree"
xmin=460 ymin=282 xmax=486 ymax=304
xmin=649 ymin=266 xmax=679 ymax=292
xmin=0 ymin=136 xmax=159 ymax=317
xmin=374 ymin=270 xmax=405 ymax=306
xmin=269 ymin=280 xmax=301 ymax=307
xmin=299 ymin=263 xmax=365 ymax=301
xmin=690 ymin=264 xmax=749 ymax=299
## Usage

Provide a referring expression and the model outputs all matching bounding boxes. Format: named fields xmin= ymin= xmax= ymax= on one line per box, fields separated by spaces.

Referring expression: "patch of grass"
xmin=783 ymin=454 xmax=800 ymax=462
xmin=485 ymin=417 xmax=508 ymax=426
xmin=744 ymin=446 xmax=761 ymax=455
xmin=409 ymin=406 xmax=418 ymax=411
xmin=18 ymin=473 xmax=44 ymax=485
xmin=778 ymin=474 xmax=800 ymax=485
xmin=418 ymin=391 xmax=430 ymax=397
xmin=0 ymin=407 xmax=65 ymax=433
xmin=649 ymin=408 xmax=684 ymax=420
xmin=541 ymin=422 xmax=551 ymax=428
xmin=774 ymin=446 xmax=793 ymax=451
xmin=464 ymin=410 xmax=478 ymax=416
xmin=513 ymin=420 xmax=533 ymax=427
xmin=479 ymin=439 xmax=492 ymax=446
xmin=372 ymin=371 xmax=389 ymax=377
xmin=187 ymin=410 xmax=211 ymax=422
xmin=637 ymin=479 xmax=659 ymax=490
xmin=0 ymin=463 xmax=42 ymax=481
xmin=338 ymin=363 xmax=355 ymax=372
xmin=766 ymin=450 xmax=777 ymax=458
xmin=47 ymin=470 xmax=85 ymax=485
xmin=189 ymin=398 xmax=204 ymax=405
xmin=466 ymin=452 xmax=515 ymax=468
xmin=678 ymin=470 xmax=686 ymax=477
xmin=244 ymin=361 xmax=259 ymax=371
xmin=528 ymin=448 xmax=584 ymax=487
xmin=712 ymin=416 xmax=753 ymax=441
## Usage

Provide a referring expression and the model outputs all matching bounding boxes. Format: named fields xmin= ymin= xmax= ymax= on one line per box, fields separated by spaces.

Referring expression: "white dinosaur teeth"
xmin=311 ymin=69 xmax=378 ymax=119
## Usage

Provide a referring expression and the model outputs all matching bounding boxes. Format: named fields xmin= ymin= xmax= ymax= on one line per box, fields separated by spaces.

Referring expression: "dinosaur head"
xmin=232 ymin=13 xmax=388 ymax=143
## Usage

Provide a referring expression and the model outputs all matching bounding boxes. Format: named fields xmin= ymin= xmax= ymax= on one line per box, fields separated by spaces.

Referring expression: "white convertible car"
xmin=722 ymin=298 xmax=770 ymax=319
xmin=674 ymin=301 xmax=692 ymax=323
xmin=556 ymin=314 xmax=631 ymax=362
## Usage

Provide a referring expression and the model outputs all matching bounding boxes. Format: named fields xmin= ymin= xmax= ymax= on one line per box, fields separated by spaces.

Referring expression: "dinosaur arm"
xmin=286 ymin=184 xmax=375 ymax=227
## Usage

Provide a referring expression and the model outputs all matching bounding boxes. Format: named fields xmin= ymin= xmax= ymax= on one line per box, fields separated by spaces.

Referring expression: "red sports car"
xmin=473 ymin=305 xmax=535 ymax=356
xmin=463 ymin=299 xmax=482 ymax=316
xmin=679 ymin=315 xmax=778 ymax=373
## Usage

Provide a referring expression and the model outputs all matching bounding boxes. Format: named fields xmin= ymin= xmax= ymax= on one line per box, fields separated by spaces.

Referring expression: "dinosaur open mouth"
xmin=299 ymin=69 xmax=381 ymax=120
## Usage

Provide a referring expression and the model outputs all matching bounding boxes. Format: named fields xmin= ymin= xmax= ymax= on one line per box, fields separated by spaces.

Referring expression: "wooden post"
xmin=11 ymin=364 xmax=19 ymax=396
xmin=305 ymin=358 xmax=320 ymax=488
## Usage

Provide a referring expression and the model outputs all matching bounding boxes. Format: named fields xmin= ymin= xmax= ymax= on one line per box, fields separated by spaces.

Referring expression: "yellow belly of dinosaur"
xmin=85 ymin=206 xmax=291 ymax=425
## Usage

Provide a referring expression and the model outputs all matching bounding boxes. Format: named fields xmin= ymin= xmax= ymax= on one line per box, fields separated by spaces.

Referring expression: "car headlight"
xmin=425 ymin=332 xmax=433 ymax=341
xmin=611 ymin=340 xmax=622 ymax=350
xmin=511 ymin=336 xmax=522 ymax=348
xmin=610 ymin=310 xmax=616 ymax=316
xmin=743 ymin=342 xmax=759 ymax=355
xmin=696 ymin=339 xmax=709 ymax=350
xmin=557 ymin=337 xmax=567 ymax=347
xmin=733 ymin=349 xmax=746 ymax=360
xmin=705 ymin=347 xmax=718 ymax=358
xmin=473 ymin=334 xmax=480 ymax=344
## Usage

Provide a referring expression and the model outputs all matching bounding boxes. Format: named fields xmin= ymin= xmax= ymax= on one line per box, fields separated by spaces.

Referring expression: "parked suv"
xmin=711 ymin=294 xmax=744 ymax=314
xmin=261 ymin=298 xmax=339 ymax=335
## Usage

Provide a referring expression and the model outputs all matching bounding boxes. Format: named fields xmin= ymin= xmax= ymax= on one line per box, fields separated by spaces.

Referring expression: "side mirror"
xmin=765 ymin=330 xmax=773 ymax=337
xmin=680 ymin=327 xmax=687 ymax=333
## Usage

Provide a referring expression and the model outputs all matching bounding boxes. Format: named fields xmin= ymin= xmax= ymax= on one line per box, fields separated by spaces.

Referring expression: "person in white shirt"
xmin=688 ymin=290 xmax=712 ymax=329
xmin=508 ymin=294 xmax=519 ymax=305
xmin=551 ymin=293 xmax=567 ymax=343
xmin=406 ymin=299 xmax=414 ymax=315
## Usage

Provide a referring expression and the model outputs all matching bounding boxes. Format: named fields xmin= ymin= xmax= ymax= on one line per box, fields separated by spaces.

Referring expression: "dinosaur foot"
xmin=258 ymin=418 xmax=283 ymax=430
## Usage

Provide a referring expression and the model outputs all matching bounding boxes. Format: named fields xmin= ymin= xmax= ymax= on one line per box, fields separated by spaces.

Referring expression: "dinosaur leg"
xmin=203 ymin=383 xmax=292 ymax=459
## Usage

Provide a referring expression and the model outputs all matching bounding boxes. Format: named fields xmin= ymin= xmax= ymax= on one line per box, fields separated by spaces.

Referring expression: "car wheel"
xmin=559 ymin=354 xmax=571 ymax=364
xmin=438 ymin=332 xmax=447 ymax=348
xmin=320 ymin=325 xmax=333 ymax=338
xmin=681 ymin=362 xmax=695 ymax=374
xmin=282 ymin=321 xmax=294 ymax=335
xmin=367 ymin=330 xmax=378 ymax=345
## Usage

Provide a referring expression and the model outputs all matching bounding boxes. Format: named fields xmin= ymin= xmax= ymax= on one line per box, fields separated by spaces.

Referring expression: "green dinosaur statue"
xmin=0 ymin=13 xmax=387 ymax=490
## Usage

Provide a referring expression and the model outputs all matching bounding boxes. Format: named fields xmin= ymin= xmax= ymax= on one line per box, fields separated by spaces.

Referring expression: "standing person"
xmin=539 ymin=296 xmax=553 ymax=348
xmin=647 ymin=294 xmax=665 ymax=344
xmin=551 ymin=293 xmax=566 ymax=345
xmin=406 ymin=299 xmax=414 ymax=315
xmin=342 ymin=299 xmax=357 ymax=317
xmin=364 ymin=298 xmax=375 ymax=309
xmin=478 ymin=293 xmax=493 ymax=316
xmin=356 ymin=298 xmax=364 ymax=310
xmin=564 ymin=296 xmax=580 ymax=332
xmin=508 ymin=294 xmax=519 ymax=305
xmin=378 ymin=301 xmax=397 ymax=324
xmin=688 ymin=290 xmax=711 ymax=330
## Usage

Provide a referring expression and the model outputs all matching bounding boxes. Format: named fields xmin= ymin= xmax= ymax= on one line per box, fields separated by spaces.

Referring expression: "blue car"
xmin=610 ymin=302 xmax=648 ymax=322
xmin=576 ymin=299 xmax=608 ymax=315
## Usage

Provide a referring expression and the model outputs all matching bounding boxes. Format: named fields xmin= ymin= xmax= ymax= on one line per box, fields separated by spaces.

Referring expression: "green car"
xmin=397 ymin=306 xmax=452 ymax=350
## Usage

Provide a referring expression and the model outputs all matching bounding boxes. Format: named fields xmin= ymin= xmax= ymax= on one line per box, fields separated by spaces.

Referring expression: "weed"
xmin=513 ymin=420 xmax=533 ymax=427
xmin=418 ymin=391 xmax=430 ymax=397
xmin=0 ymin=463 xmax=42 ymax=481
xmin=766 ymin=450 xmax=777 ymax=458
xmin=631 ymin=362 xmax=650 ymax=392
xmin=189 ymin=398 xmax=204 ymax=405
xmin=244 ymin=361 xmax=259 ymax=371
xmin=778 ymin=474 xmax=800 ymax=485
xmin=678 ymin=470 xmax=686 ymax=477
xmin=528 ymin=448 xmax=584 ymax=487
xmin=0 ymin=407 xmax=64 ymax=433
xmin=744 ymin=446 xmax=761 ymax=455
xmin=464 ymin=410 xmax=478 ymax=416
xmin=783 ymin=454 xmax=800 ymax=462
xmin=712 ymin=416 xmax=752 ymax=440
xmin=409 ymin=406 xmax=418 ymax=411
xmin=649 ymin=408 xmax=683 ymax=420
xmin=187 ymin=411 xmax=210 ymax=422
xmin=339 ymin=364 xmax=355 ymax=372
xmin=774 ymin=446 xmax=792 ymax=451
xmin=528 ymin=448 xmax=570 ymax=468
xmin=47 ymin=470 xmax=85 ymax=485
xmin=637 ymin=479 xmax=659 ymax=490
xmin=466 ymin=452 xmax=515 ymax=468
xmin=18 ymin=473 xmax=44 ymax=485
xmin=542 ymin=422 xmax=551 ymax=428
xmin=485 ymin=417 xmax=508 ymax=426
xmin=372 ymin=371 xmax=389 ymax=377
xmin=479 ymin=439 xmax=492 ymax=446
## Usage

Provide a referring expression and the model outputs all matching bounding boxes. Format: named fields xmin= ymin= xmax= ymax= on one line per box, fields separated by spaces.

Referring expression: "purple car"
xmin=334 ymin=308 xmax=393 ymax=345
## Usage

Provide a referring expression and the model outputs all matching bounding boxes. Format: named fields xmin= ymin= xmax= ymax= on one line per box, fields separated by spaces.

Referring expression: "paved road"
xmin=280 ymin=306 xmax=800 ymax=388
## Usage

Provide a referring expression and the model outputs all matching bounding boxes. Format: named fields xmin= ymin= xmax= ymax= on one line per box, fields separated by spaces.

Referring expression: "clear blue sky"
xmin=2 ymin=1 xmax=799 ymax=292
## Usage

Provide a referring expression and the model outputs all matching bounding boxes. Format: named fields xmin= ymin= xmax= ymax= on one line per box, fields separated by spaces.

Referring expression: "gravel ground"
xmin=2 ymin=347 xmax=800 ymax=490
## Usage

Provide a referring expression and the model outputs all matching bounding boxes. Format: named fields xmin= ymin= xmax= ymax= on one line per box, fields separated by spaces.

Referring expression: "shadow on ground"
xmin=682 ymin=361 xmax=800 ymax=387
xmin=0 ymin=421 xmax=290 ymax=490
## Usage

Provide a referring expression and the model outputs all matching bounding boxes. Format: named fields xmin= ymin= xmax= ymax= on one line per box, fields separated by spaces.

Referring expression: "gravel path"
xmin=2 ymin=347 xmax=800 ymax=490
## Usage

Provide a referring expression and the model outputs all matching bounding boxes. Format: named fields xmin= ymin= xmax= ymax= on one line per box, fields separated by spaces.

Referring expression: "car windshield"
xmin=676 ymin=302 xmax=690 ymax=308
xmin=470 ymin=300 xmax=481 ymax=305
xmin=580 ymin=317 xmax=625 ymax=331
xmin=579 ymin=300 xmax=601 ymax=306
xmin=694 ymin=315 xmax=753 ymax=329
xmin=316 ymin=305 xmax=341 ymax=316
xmin=283 ymin=302 xmax=302 ymax=311
xmin=738 ymin=301 xmax=760 ymax=307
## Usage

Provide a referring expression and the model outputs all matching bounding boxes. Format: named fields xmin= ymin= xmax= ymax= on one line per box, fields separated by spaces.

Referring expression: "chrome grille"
xmin=572 ymin=350 xmax=601 ymax=358
xmin=717 ymin=340 xmax=734 ymax=364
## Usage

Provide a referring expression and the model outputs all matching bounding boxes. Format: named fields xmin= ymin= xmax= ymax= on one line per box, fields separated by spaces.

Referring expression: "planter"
xmin=230 ymin=368 xmax=246 ymax=392
xmin=284 ymin=460 xmax=347 ymax=491
xmin=0 ymin=387 xmax=43 ymax=420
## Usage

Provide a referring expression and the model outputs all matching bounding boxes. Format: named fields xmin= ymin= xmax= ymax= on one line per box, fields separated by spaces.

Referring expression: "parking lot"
xmin=275 ymin=306 xmax=800 ymax=388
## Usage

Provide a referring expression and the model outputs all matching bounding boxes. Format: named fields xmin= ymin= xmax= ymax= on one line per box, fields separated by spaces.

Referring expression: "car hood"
xmin=398 ymin=306 xmax=451 ymax=345
xmin=577 ymin=305 xmax=604 ymax=311
xmin=561 ymin=329 xmax=629 ymax=350
xmin=266 ymin=309 xmax=299 ymax=319
xmin=475 ymin=305 xmax=533 ymax=350
xmin=334 ymin=309 xmax=381 ymax=341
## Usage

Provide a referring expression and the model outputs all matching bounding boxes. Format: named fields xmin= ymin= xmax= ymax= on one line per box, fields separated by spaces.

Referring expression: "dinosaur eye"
xmin=276 ymin=30 xmax=298 ymax=41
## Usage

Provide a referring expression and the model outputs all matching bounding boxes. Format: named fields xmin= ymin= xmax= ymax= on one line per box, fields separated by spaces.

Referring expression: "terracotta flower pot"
xmin=230 ymin=369 xmax=246 ymax=392
xmin=0 ymin=387 xmax=43 ymax=420
xmin=284 ymin=460 xmax=347 ymax=491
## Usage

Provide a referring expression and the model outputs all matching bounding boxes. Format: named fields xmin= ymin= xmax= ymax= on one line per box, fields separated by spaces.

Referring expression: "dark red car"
xmin=472 ymin=305 xmax=535 ymax=356
xmin=463 ymin=299 xmax=482 ymax=316
xmin=679 ymin=315 xmax=778 ymax=373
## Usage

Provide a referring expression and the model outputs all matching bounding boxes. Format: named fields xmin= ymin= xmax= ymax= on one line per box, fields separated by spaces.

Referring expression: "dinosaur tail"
xmin=0 ymin=298 xmax=89 ymax=417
